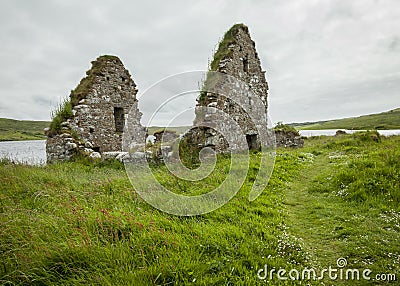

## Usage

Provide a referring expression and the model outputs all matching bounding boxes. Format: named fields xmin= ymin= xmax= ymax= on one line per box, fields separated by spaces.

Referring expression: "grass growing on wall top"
xmin=209 ymin=23 xmax=248 ymax=71
xmin=48 ymin=55 xmax=122 ymax=135
xmin=198 ymin=24 xmax=248 ymax=104
xmin=70 ymin=55 xmax=122 ymax=106
xmin=273 ymin=122 xmax=299 ymax=134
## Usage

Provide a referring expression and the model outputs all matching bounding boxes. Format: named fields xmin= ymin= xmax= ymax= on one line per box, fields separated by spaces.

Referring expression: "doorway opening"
xmin=246 ymin=134 xmax=259 ymax=151
xmin=114 ymin=107 xmax=124 ymax=132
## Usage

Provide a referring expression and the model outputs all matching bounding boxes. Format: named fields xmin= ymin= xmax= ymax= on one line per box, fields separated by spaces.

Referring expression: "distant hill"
xmin=289 ymin=108 xmax=400 ymax=130
xmin=147 ymin=126 xmax=191 ymax=135
xmin=0 ymin=118 xmax=191 ymax=142
xmin=0 ymin=118 xmax=50 ymax=141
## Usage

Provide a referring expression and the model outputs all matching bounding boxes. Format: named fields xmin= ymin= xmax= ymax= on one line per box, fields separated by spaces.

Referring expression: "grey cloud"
xmin=0 ymin=0 xmax=399 ymax=124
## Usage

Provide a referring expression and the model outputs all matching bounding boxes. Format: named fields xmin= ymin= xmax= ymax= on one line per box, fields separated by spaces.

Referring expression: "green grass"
xmin=0 ymin=118 xmax=50 ymax=141
xmin=0 ymin=151 xmax=304 ymax=285
xmin=48 ymin=99 xmax=73 ymax=135
xmin=0 ymin=135 xmax=399 ymax=285
xmin=284 ymin=133 xmax=400 ymax=285
xmin=291 ymin=107 xmax=400 ymax=130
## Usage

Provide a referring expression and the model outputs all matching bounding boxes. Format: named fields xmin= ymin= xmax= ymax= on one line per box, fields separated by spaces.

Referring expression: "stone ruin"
xmin=153 ymin=129 xmax=179 ymax=144
xmin=45 ymin=55 xmax=146 ymax=163
xmin=275 ymin=130 xmax=304 ymax=148
xmin=184 ymin=24 xmax=270 ymax=152
xmin=274 ymin=123 xmax=304 ymax=148
xmin=46 ymin=24 xmax=302 ymax=163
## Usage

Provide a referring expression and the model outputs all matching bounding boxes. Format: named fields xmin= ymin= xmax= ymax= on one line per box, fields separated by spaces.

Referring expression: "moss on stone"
xmin=198 ymin=24 xmax=248 ymax=104
xmin=209 ymin=23 xmax=248 ymax=71
xmin=49 ymin=55 xmax=122 ymax=134
xmin=70 ymin=55 xmax=122 ymax=106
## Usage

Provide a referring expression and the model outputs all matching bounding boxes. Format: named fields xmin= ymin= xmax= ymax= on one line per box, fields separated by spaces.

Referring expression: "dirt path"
xmin=283 ymin=154 xmax=345 ymax=268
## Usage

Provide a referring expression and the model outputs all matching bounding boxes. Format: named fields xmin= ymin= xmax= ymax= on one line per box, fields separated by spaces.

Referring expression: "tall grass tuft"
xmin=49 ymin=99 xmax=73 ymax=135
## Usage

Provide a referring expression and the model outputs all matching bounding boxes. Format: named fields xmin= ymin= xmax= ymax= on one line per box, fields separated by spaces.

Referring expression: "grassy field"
xmin=290 ymin=107 xmax=400 ymax=130
xmin=0 ymin=133 xmax=399 ymax=285
xmin=0 ymin=118 xmax=49 ymax=141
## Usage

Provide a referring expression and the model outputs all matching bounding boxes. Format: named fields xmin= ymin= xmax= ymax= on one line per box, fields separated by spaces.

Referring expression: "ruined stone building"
xmin=273 ymin=123 xmax=304 ymax=148
xmin=46 ymin=25 xmax=299 ymax=163
xmin=46 ymin=55 xmax=145 ymax=163
xmin=185 ymin=23 xmax=270 ymax=152
xmin=153 ymin=129 xmax=179 ymax=144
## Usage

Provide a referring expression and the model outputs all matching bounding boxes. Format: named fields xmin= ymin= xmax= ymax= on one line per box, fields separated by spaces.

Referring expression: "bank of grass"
xmin=0 ymin=134 xmax=399 ymax=285
xmin=0 ymin=118 xmax=49 ymax=141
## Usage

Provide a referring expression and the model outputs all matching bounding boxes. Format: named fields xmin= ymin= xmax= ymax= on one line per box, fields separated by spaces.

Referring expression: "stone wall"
xmin=186 ymin=24 xmax=269 ymax=152
xmin=153 ymin=130 xmax=179 ymax=144
xmin=275 ymin=130 xmax=304 ymax=148
xmin=46 ymin=133 xmax=77 ymax=162
xmin=46 ymin=55 xmax=145 ymax=163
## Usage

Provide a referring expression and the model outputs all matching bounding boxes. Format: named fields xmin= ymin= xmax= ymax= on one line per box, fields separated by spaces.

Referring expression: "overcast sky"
xmin=0 ymin=0 xmax=399 ymax=126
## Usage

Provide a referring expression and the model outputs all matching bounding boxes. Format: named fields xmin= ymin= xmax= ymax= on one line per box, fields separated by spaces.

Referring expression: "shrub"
xmin=352 ymin=130 xmax=381 ymax=143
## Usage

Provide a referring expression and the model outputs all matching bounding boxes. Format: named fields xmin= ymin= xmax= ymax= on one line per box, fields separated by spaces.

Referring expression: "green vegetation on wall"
xmin=70 ymin=55 xmax=121 ymax=106
xmin=197 ymin=24 xmax=248 ymax=104
xmin=48 ymin=55 xmax=121 ymax=135
xmin=147 ymin=126 xmax=190 ymax=135
xmin=48 ymin=99 xmax=73 ymax=135
xmin=209 ymin=23 xmax=248 ymax=71
xmin=273 ymin=122 xmax=299 ymax=134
